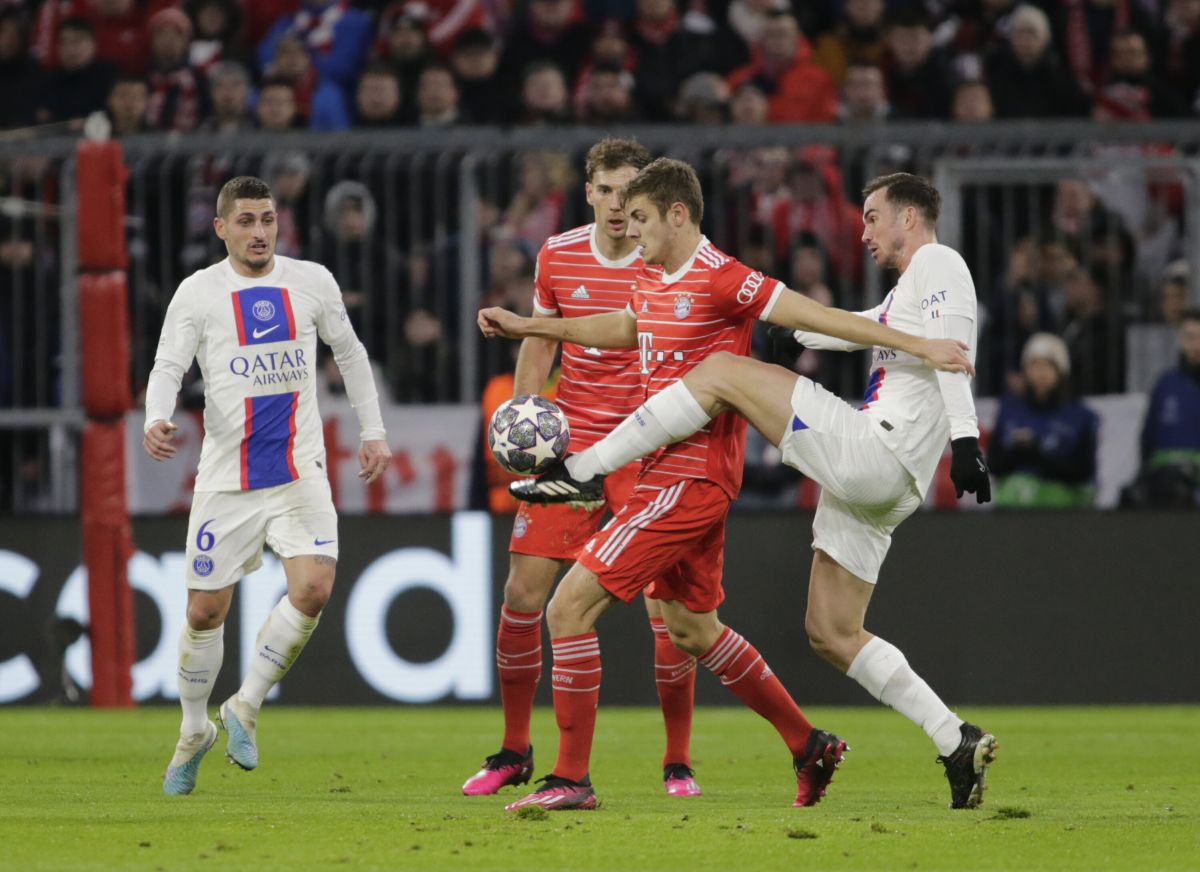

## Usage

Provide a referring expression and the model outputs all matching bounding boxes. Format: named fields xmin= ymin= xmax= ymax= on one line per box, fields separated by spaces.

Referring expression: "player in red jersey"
xmin=478 ymin=159 xmax=973 ymax=811
xmin=462 ymin=140 xmax=703 ymax=799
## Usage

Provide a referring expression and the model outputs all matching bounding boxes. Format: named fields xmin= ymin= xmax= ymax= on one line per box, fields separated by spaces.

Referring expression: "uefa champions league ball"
xmin=488 ymin=395 xmax=571 ymax=475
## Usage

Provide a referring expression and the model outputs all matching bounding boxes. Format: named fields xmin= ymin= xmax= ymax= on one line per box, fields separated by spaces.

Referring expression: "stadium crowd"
xmin=1 ymin=0 xmax=1200 ymax=510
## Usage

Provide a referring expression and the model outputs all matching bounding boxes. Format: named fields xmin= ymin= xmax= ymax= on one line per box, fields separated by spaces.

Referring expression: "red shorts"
xmin=508 ymin=463 xmax=639 ymax=560
xmin=577 ymin=479 xmax=730 ymax=613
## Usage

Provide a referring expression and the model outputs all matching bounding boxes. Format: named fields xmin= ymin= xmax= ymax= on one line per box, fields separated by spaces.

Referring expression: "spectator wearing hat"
xmin=258 ymin=0 xmax=373 ymax=96
xmin=674 ymin=71 xmax=729 ymax=123
xmin=374 ymin=3 xmax=432 ymax=110
xmin=450 ymin=27 xmax=503 ymax=123
xmin=984 ymin=3 xmax=1089 ymax=118
xmin=1156 ymin=259 xmax=1191 ymax=325
xmin=39 ymin=17 xmax=118 ymax=127
xmin=882 ymin=7 xmax=954 ymax=119
xmin=145 ymin=8 xmax=210 ymax=132
xmin=726 ymin=11 xmax=838 ymax=123
xmin=988 ymin=332 xmax=1100 ymax=508
xmin=499 ymin=0 xmax=592 ymax=103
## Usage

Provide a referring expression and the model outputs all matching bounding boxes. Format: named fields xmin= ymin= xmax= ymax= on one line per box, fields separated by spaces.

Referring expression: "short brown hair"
xmin=862 ymin=172 xmax=941 ymax=225
xmin=217 ymin=176 xmax=273 ymax=217
xmin=584 ymin=137 xmax=652 ymax=181
xmin=621 ymin=157 xmax=704 ymax=226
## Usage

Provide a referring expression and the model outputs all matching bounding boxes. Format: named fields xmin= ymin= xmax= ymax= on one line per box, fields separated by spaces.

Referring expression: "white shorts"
xmin=184 ymin=477 xmax=338 ymax=590
xmin=777 ymin=377 xmax=921 ymax=584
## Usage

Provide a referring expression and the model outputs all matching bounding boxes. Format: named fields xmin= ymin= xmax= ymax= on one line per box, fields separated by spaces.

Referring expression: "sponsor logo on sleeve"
xmin=736 ymin=271 xmax=766 ymax=304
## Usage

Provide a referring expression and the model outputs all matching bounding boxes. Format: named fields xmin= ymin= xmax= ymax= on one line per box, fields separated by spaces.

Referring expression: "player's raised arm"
xmin=315 ymin=267 xmax=391 ymax=483
xmin=479 ymin=306 xmax=637 ymax=349
xmin=143 ymin=280 xmax=201 ymax=461
xmin=513 ymin=315 xmax=561 ymax=396
xmin=765 ymin=288 xmax=975 ymax=376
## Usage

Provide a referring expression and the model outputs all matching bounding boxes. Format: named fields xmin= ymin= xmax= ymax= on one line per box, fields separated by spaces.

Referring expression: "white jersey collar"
xmin=221 ymin=255 xmax=285 ymax=286
xmin=589 ymin=223 xmax=640 ymax=268
xmin=659 ymin=235 xmax=709 ymax=286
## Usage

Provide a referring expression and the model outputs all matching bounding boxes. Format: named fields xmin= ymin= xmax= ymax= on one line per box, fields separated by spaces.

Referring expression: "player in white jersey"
xmin=144 ymin=176 xmax=391 ymax=795
xmin=511 ymin=173 xmax=998 ymax=810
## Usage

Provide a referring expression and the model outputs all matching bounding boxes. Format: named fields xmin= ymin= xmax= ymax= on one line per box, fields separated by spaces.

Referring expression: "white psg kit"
xmin=781 ymin=242 xmax=979 ymax=583
xmin=853 ymin=242 xmax=979 ymax=496
xmin=153 ymin=256 xmax=358 ymax=492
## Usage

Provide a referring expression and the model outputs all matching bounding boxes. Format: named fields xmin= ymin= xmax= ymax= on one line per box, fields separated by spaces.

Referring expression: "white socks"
xmin=178 ymin=625 xmax=224 ymax=735
xmin=566 ymin=381 xmax=712 ymax=481
xmin=847 ymin=636 xmax=964 ymax=756
xmin=237 ymin=595 xmax=320 ymax=709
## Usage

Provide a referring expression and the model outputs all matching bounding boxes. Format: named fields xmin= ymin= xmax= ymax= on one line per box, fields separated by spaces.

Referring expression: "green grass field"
xmin=1 ymin=706 xmax=1196 ymax=871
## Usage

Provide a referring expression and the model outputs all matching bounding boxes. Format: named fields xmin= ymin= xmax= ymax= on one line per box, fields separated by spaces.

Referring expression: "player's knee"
xmin=804 ymin=613 xmax=835 ymax=659
xmin=504 ymin=574 xmax=550 ymax=613
xmin=291 ymin=575 xmax=333 ymax=616
xmin=186 ymin=602 xmax=225 ymax=630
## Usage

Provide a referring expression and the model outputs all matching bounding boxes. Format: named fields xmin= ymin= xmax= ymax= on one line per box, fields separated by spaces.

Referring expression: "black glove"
xmin=766 ymin=324 xmax=805 ymax=363
xmin=950 ymin=436 xmax=992 ymax=503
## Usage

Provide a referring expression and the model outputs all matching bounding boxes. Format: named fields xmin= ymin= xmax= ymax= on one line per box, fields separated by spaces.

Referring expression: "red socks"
xmin=550 ymin=632 xmax=602 ymax=782
xmin=650 ymin=617 xmax=696 ymax=767
xmin=699 ymin=626 xmax=813 ymax=758
xmin=496 ymin=605 xmax=543 ymax=754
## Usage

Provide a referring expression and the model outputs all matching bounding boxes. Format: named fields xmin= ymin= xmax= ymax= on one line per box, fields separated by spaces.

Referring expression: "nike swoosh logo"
xmin=251 ymin=324 xmax=280 ymax=339
xmin=314 ymin=538 xmax=335 ymax=546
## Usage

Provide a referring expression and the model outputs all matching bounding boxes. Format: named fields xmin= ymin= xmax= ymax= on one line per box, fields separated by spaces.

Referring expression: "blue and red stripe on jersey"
xmin=862 ymin=368 xmax=886 ymax=409
xmin=240 ymin=392 xmax=300 ymax=490
xmin=231 ymin=286 xmax=296 ymax=346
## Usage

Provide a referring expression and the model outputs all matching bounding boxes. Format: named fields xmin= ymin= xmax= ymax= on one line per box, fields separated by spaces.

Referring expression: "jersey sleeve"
xmin=314 ymin=265 xmax=360 ymax=352
xmin=708 ymin=259 xmax=786 ymax=321
xmin=154 ymin=280 xmax=201 ymax=369
xmin=910 ymin=246 xmax=976 ymax=324
xmin=532 ymin=244 xmax=558 ymax=315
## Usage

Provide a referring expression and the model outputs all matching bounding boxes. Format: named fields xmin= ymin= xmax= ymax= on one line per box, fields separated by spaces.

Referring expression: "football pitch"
xmin=1 ymin=706 xmax=1196 ymax=871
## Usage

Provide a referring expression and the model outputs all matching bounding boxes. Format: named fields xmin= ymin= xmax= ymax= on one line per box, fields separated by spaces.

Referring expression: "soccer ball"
xmin=488 ymin=395 xmax=570 ymax=475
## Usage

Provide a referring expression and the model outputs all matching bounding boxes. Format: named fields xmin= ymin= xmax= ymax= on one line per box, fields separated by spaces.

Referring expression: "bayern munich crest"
xmin=513 ymin=514 xmax=529 ymax=538
xmin=252 ymin=299 xmax=276 ymax=322
xmin=673 ymin=294 xmax=693 ymax=319
xmin=192 ymin=555 xmax=214 ymax=577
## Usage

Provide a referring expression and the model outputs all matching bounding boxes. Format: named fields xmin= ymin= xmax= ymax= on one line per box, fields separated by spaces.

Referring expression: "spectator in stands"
xmin=450 ymin=27 xmax=503 ymax=123
xmin=183 ymin=0 xmax=248 ymax=72
xmin=837 ymin=60 xmax=889 ymax=122
xmin=261 ymin=151 xmax=311 ymax=257
xmin=811 ymin=0 xmax=888 ymax=86
xmin=726 ymin=0 xmax=786 ymax=50
xmin=355 ymin=62 xmax=404 ymax=127
xmin=1156 ymin=259 xmax=1190 ymax=324
xmin=951 ymin=78 xmax=995 ymax=121
xmin=201 ymin=60 xmax=252 ymax=132
xmin=499 ymin=0 xmax=592 ymax=99
xmin=255 ymin=76 xmax=301 ymax=130
xmin=729 ymin=79 xmax=769 ymax=123
xmin=263 ymin=33 xmax=351 ymax=129
xmin=941 ymin=0 xmax=1019 ymax=59
xmin=415 ymin=63 xmax=462 ymax=126
xmin=106 ymin=74 xmax=149 ymax=136
xmin=144 ymin=9 xmax=209 ymax=132
xmin=984 ymin=4 xmax=1089 ymax=118
xmin=883 ymin=7 xmax=953 ymax=119
xmin=1045 ymin=0 xmax=1158 ymax=94
xmin=40 ymin=17 xmax=118 ymax=128
xmin=577 ymin=61 xmax=638 ymax=123
xmin=33 ymin=0 xmax=168 ymax=76
xmin=374 ymin=3 xmax=432 ymax=108
xmin=726 ymin=11 xmax=838 ymax=123
xmin=1141 ymin=308 xmax=1200 ymax=470
xmin=390 ymin=0 xmax=489 ymax=58
xmin=1061 ymin=265 xmax=1127 ymax=395
xmin=988 ymin=333 xmax=1099 ymax=507
xmin=1049 ymin=179 xmax=1133 ymax=280
xmin=986 ymin=236 xmax=1059 ymax=394
xmin=675 ymin=71 xmax=730 ymax=123
xmin=627 ymin=0 xmax=745 ymax=122
xmin=1093 ymin=30 xmax=1184 ymax=120
xmin=1163 ymin=0 xmax=1200 ymax=113
xmin=258 ymin=0 xmax=372 ymax=88
xmin=0 ymin=10 xmax=47 ymax=131
xmin=518 ymin=60 xmax=572 ymax=124
xmin=0 ymin=214 xmax=59 ymax=409
xmin=501 ymin=151 xmax=570 ymax=252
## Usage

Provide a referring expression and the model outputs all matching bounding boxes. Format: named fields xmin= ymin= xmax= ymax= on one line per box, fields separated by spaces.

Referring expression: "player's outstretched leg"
xmin=164 ymin=619 xmax=224 ymax=795
xmin=463 ymin=604 xmax=541 ymax=795
xmin=649 ymin=614 xmax=700 ymax=797
xmin=224 ymin=591 xmax=321 ymax=770
xmin=937 ymin=723 xmax=999 ymax=809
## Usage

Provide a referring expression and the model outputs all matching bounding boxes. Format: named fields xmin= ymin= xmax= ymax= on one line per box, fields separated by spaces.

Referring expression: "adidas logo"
xmin=571 ymin=285 xmax=590 ymax=299
xmin=641 ymin=301 xmax=649 ymax=313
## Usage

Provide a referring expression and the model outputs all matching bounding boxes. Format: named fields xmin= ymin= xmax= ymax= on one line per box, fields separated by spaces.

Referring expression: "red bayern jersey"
xmin=630 ymin=237 xmax=785 ymax=499
xmin=533 ymin=223 xmax=645 ymax=451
